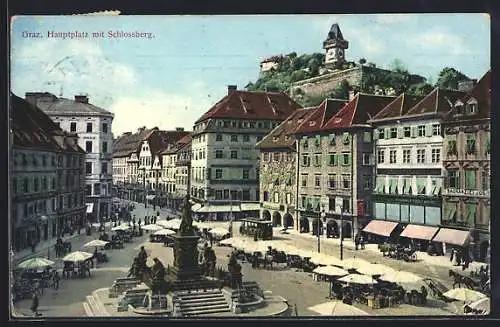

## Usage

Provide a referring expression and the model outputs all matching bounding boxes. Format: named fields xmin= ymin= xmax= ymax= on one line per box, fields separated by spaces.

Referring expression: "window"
xmin=342 ymin=199 xmax=350 ymax=213
xmin=256 ymin=135 xmax=263 ymax=142
xmin=215 ymin=190 xmax=223 ymax=200
xmin=389 ymin=150 xmax=397 ymax=164
xmin=231 ymin=135 xmax=238 ymax=142
xmin=102 ymin=123 xmax=108 ymax=133
xmin=102 ymin=142 xmax=108 ymax=153
xmin=342 ymin=132 xmax=350 ymax=145
xmin=315 ymin=175 xmax=321 ymax=188
xmin=416 ymin=149 xmax=426 ymax=163
xmin=403 ymin=126 xmax=411 ymax=138
xmin=41 ymin=177 xmax=47 ymax=190
xmin=418 ymin=125 xmax=425 ymax=137
xmin=274 ymin=192 xmax=279 ymax=203
xmin=390 ymin=127 xmax=397 ymax=139
xmin=230 ymin=150 xmax=238 ymax=159
xmin=273 ymin=152 xmax=280 ymax=162
xmin=465 ymin=169 xmax=477 ymax=190
xmin=466 ymin=102 xmax=477 ymax=114
xmin=328 ymin=174 xmax=336 ymax=189
xmin=102 ymin=163 xmax=108 ymax=175
xmin=216 ymin=134 xmax=222 ymax=141
xmin=94 ymin=183 xmax=100 ymax=195
xmin=33 ymin=177 xmax=39 ymax=192
xmin=243 ymin=134 xmax=250 ymax=142
xmin=448 ymin=170 xmax=460 ymax=188
xmin=466 ymin=134 xmax=476 ymax=154
xmin=481 ymin=170 xmax=490 ymax=190
xmin=301 ymin=196 xmax=307 ymax=208
xmin=85 ymin=141 xmax=92 ymax=153
xmin=485 ymin=136 xmax=491 ymax=155
xmin=301 ymin=155 xmax=310 ymax=167
xmin=362 ymin=153 xmax=371 ymax=165
xmin=215 ymin=150 xmax=223 ymax=159
xmin=286 ymin=193 xmax=291 ymax=204
xmin=86 ymin=122 xmax=93 ymax=133
xmin=314 ymin=154 xmax=321 ymax=166
xmin=402 ymin=149 xmax=411 ymax=164
xmin=70 ymin=122 xmax=76 ymax=132
xmin=342 ymin=174 xmax=350 ymax=189
xmin=285 ymin=152 xmax=292 ymax=162
xmin=329 ymin=134 xmax=336 ymax=146
xmin=223 ymin=190 xmax=229 ymax=199
xmin=263 ymin=152 xmax=269 ymax=162
xmin=363 ymin=175 xmax=371 ymax=190
xmin=215 ymin=169 xmax=223 ymax=179
xmin=243 ymin=169 xmax=249 ymax=180
xmin=377 ymin=150 xmax=385 ymax=164
xmin=363 ymin=132 xmax=371 ymax=143
xmin=302 ymin=138 xmax=309 ymax=149
xmin=301 ymin=174 xmax=308 ymax=187
xmin=86 ymin=162 xmax=92 ymax=174
xmin=342 ymin=153 xmax=350 ymax=165
xmin=378 ymin=129 xmax=385 ymax=140
xmin=243 ymin=190 xmax=250 ymax=201
xmin=447 ymin=138 xmax=458 ymax=155
xmin=85 ymin=185 xmax=91 ymax=195
xmin=432 ymin=124 xmax=441 ymax=136
xmin=314 ymin=135 xmax=321 ymax=147
xmin=431 ymin=148 xmax=441 ymax=163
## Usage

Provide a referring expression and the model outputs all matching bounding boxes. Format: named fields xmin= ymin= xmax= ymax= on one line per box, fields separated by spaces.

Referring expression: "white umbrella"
xmin=338 ymin=274 xmax=377 ymax=285
xmin=155 ymin=220 xmax=169 ymax=228
xmin=466 ymin=297 xmax=490 ymax=314
xmin=141 ymin=224 xmax=163 ymax=231
xmin=356 ymin=263 xmax=396 ymax=276
xmin=153 ymin=228 xmax=176 ymax=236
xmin=63 ymin=251 xmax=93 ymax=262
xmin=379 ymin=270 xmax=423 ymax=284
xmin=164 ymin=219 xmax=182 ymax=230
xmin=313 ymin=265 xmax=349 ymax=277
xmin=112 ymin=225 xmax=130 ymax=231
xmin=193 ymin=221 xmax=211 ymax=230
xmin=84 ymin=240 xmax=110 ymax=248
xmin=18 ymin=257 xmax=55 ymax=270
xmin=210 ymin=227 xmax=230 ymax=237
xmin=443 ymin=288 xmax=487 ymax=303
xmin=308 ymin=301 xmax=369 ymax=316
xmin=340 ymin=258 xmax=371 ymax=271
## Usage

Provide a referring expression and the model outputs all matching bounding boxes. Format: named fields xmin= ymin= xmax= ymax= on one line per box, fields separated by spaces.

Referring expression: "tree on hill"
xmin=435 ymin=67 xmax=471 ymax=90
xmin=407 ymin=82 xmax=434 ymax=96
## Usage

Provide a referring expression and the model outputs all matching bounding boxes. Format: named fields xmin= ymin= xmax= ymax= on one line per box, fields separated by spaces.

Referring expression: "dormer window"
xmin=309 ymin=121 xmax=316 ymax=127
xmin=454 ymin=101 xmax=464 ymax=115
xmin=466 ymin=100 xmax=477 ymax=114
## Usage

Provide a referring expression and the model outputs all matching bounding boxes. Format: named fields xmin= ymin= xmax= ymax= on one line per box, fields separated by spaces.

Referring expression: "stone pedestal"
xmin=169 ymin=234 xmax=201 ymax=281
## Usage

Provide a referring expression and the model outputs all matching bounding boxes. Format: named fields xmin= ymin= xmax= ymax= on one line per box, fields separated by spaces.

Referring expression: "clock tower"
xmin=323 ymin=23 xmax=349 ymax=69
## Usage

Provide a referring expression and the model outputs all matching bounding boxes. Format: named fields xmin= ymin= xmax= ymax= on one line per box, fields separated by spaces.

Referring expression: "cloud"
xmin=410 ymin=30 xmax=467 ymax=55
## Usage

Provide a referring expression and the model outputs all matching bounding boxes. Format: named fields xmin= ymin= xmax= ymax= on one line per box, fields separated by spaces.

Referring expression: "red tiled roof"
xmin=294 ymin=99 xmax=347 ymax=134
xmin=11 ymin=93 xmax=73 ymax=151
xmin=195 ymin=90 xmax=302 ymax=124
xmin=370 ymin=94 xmax=425 ymax=122
xmin=256 ymin=107 xmax=317 ymax=149
xmin=405 ymin=88 xmax=466 ymax=116
xmin=322 ymin=93 xmax=396 ymax=130
xmin=160 ymin=133 xmax=192 ymax=155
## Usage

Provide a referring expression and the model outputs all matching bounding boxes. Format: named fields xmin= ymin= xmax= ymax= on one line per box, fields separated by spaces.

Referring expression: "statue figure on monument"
xmin=178 ymin=195 xmax=194 ymax=235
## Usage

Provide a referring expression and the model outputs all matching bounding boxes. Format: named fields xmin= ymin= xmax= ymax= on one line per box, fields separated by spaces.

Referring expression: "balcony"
xmin=442 ymin=188 xmax=490 ymax=198
xmin=441 ymin=219 xmax=474 ymax=229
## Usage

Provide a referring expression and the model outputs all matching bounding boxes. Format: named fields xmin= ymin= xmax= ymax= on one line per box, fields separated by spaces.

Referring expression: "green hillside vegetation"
xmin=245 ymin=53 xmax=471 ymax=107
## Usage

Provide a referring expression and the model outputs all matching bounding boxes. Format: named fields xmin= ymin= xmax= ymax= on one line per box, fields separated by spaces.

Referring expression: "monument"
xmin=169 ymin=195 xmax=202 ymax=280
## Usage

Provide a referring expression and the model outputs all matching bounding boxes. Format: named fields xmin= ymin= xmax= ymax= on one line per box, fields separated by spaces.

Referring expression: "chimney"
xmin=458 ymin=79 xmax=477 ymax=92
xmin=228 ymin=85 xmax=237 ymax=95
xmin=176 ymin=127 xmax=184 ymax=131
xmin=25 ymin=92 xmax=57 ymax=105
xmin=348 ymin=91 xmax=355 ymax=101
xmin=74 ymin=95 xmax=89 ymax=103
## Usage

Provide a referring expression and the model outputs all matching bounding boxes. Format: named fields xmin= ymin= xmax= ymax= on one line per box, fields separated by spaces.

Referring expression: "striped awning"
xmin=400 ymin=224 xmax=439 ymax=241
xmin=363 ymin=220 xmax=399 ymax=237
xmin=86 ymin=203 xmax=94 ymax=214
xmin=432 ymin=228 xmax=471 ymax=246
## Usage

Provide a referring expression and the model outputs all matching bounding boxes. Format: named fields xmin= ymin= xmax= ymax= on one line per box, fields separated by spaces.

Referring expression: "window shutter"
xmin=426 ymin=125 xmax=432 ymax=137
xmin=330 ymin=134 xmax=336 ymax=145
xmin=411 ymin=126 xmax=418 ymax=138
xmin=397 ymin=127 xmax=404 ymax=138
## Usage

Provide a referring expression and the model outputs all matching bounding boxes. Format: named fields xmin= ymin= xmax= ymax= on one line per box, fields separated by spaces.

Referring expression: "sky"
xmin=10 ymin=14 xmax=490 ymax=136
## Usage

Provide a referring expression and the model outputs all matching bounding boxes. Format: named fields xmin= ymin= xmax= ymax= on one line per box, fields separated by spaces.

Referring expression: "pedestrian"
xmin=52 ymin=270 xmax=60 ymax=290
xmin=360 ymin=236 xmax=365 ymax=250
xmin=30 ymin=291 xmax=39 ymax=316
xmin=354 ymin=234 xmax=359 ymax=251
xmin=450 ymin=248 xmax=455 ymax=263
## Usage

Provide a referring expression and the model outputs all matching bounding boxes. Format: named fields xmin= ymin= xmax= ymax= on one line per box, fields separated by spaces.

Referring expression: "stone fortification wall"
xmin=290 ymin=67 xmax=362 ymax=97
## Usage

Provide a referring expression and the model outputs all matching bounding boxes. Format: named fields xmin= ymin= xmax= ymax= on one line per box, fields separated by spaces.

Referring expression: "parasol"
xmin=17 ymin=257 xmax=55 ymax=270
xmin=63 ymin=251 xmax=93 ymax=262
xmin=308 ymin=301 xmax=369 ymax=316
xmin=338 ymin=273 xmax=377 ymax=285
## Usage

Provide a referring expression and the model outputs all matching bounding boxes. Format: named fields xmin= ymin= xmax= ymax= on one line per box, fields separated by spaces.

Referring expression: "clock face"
xmin=337 ymin=49 xmax=344 ymax=58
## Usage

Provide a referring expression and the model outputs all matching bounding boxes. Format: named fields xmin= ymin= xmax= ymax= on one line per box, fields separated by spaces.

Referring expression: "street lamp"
xmin=338 ymin=204 xmax=344 ymax=261
xmin=318 ymin=204 xmax=325 ymax=253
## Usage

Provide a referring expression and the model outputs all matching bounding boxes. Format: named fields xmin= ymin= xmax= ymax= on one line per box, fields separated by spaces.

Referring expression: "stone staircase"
xmin=175 ymin=289 xmax=231 ymax=317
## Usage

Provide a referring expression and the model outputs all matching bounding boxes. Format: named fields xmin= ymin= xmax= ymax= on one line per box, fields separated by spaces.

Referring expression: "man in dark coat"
xmin=30 ymin=292 xmax=39 ymax=316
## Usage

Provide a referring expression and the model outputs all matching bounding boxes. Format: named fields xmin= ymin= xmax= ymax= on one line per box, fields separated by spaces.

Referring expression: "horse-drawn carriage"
xmin=379 ymin=243 xmax=417 ymax=262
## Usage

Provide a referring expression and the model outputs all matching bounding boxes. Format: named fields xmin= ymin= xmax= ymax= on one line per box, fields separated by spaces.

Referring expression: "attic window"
xmin=466 ymin=102 xmax=477 ymax=114
xmin=309 ymin=121 xmax=316 ymax=127
xmin=334 ymin=118 xmax=342 ymax=123
xmin=273 ymin=136 xmax=279 ymax=142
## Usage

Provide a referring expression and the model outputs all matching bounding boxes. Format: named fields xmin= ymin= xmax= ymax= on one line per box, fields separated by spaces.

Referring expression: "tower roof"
xmin=327 ymin=23 xmax=344 ymax=40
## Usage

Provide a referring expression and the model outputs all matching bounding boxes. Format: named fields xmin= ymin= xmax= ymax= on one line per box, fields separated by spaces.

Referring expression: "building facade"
xmin=442 ymin=71 xmax=491 ymax=261
xmin=368 ymin=89 xmax=465 ymax=245
xmin=10 ymin=94 xmax=86 ymax=252
xmin=190 ymin=85 xmax=302 ymax=220
xmin=294 ymin=94 xmax=395 ymax=238
xmin=26 ymin=93 xmax=114 ymax=222
xmin=256 ymin=107 xmax=317 ymax=228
